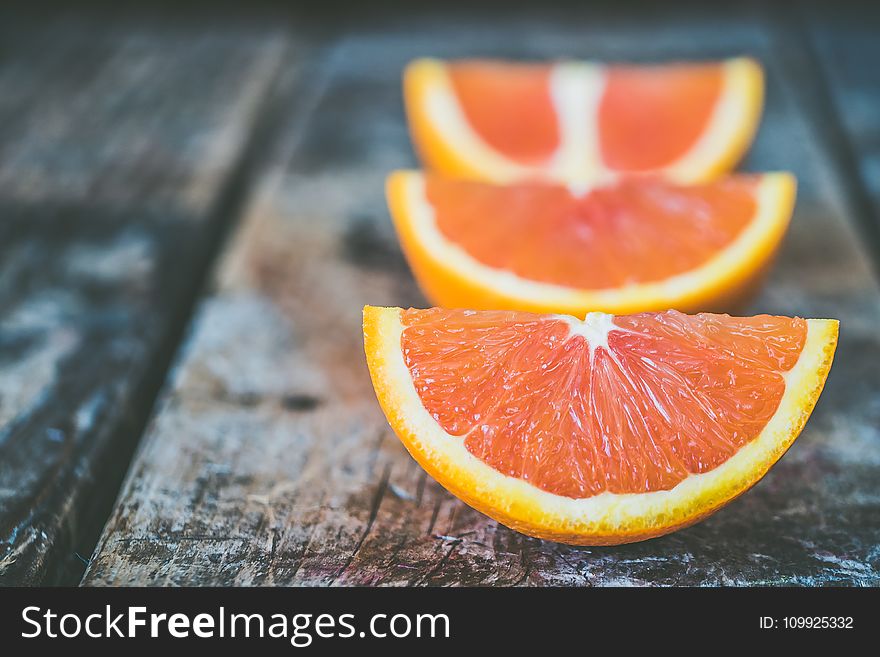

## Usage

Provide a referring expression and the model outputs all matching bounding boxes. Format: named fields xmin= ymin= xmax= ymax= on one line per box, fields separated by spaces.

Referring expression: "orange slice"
xmin=364 ymin=306 xmax=838 ymax=545
xmin=405 ymin=57 xmax=763 ymax=183
xmin=386 ymin=170 xmax=795 ymax=315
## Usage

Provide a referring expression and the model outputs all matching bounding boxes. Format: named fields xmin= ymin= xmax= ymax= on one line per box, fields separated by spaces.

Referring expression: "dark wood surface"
xmin=0 ymin=13 xmax=294 ymax=584
xmin=1 ymin=4 xmax=877 ymax=586
xmin=801 ymin=3 xmax=880 ymax=265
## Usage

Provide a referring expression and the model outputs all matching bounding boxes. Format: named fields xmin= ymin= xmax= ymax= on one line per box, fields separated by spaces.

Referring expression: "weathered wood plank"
xmin=799 ymin=2 xmax=880 ymax=262
xmin=84 ymin=5 xmax=880 ymax=586
xmin=0 ymin=17 xmax=294 ymax=584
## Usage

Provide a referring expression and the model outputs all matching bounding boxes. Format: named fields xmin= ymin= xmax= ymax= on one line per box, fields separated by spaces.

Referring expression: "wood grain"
xmin=83 ymin=5 xmax=880 ymax=586
xmin=0 ymin=16 xmax=292 ymax=584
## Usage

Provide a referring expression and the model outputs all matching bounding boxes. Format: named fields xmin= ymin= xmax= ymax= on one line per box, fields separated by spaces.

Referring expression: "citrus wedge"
xmin=405 ymin=57 xmax=763 ymax=183
xmin=364 ymin=306 xmax=837 ymax=545
xmin=386 ymin=170 xmax=795 ymax=315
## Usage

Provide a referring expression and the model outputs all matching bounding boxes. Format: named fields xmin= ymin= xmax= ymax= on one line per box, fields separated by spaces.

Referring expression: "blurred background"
xmin=1 ymin=1 xmax=878 ymax=586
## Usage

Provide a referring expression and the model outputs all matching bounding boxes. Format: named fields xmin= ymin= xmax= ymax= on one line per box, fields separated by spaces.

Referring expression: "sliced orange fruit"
xmin=405 ymin=57 xmax=763 ymax=183
xmin=386 ymin=170 xmax=795 ymax=315
xmin=364 ymin=306 xmax=837 ymax=545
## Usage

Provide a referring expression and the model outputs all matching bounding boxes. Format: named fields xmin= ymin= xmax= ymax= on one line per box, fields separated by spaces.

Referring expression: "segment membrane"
xmin=448 ymin=62 xmax=560 ymax=164
xmin=598 ymin=63 xmax=723 ymax=171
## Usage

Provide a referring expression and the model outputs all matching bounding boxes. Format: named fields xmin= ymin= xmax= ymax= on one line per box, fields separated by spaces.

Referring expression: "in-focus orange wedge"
xmin=386 ymin=170 xmax=795 ymax=315
xmin=364 ymin=306 xmax=837 ymax=545
xmin=405 ymin=57 xmax=763 ymax=183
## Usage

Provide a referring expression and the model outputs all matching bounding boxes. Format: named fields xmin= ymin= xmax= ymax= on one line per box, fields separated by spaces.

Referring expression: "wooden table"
xmin=1 ymin=3 xmax=878 ymax=586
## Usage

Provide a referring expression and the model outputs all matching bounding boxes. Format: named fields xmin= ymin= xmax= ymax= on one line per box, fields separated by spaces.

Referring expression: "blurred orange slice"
xmin=386 ymin=170 xmax=795 ymax=315
xmin=364 ymin=305 xmax=837 ymax=545
xmin=405 ymin=57 xmax=763 ymax=183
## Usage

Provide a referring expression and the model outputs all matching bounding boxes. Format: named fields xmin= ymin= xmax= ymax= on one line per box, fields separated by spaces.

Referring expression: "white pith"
xmin=549 ymin=62 xmax=607 ymax=182
xmin=558 ymin=311 xmax=617 ymax=355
